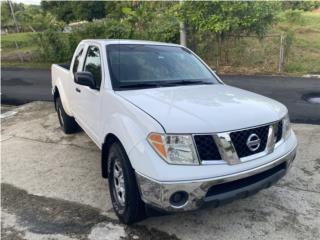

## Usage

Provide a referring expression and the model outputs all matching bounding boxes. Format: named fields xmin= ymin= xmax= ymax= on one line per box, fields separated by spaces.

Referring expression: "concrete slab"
xmin=1 ymin=102 xmax=320 ymax=240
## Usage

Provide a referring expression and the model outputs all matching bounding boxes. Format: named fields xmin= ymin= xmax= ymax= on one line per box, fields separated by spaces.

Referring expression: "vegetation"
xmin=1 ymin=2 xmax=64 ymax=32
xmin=277 ymin=11 xmax=320 ymax=74
xmin=1 ymin=1 xmax=320 ymax=75
xmin=40 ymin=1 xmax=106 ymax=23
xmin=1 ymin=32 xmax=36 ymax=65
xmin=177 ymin=1 xmax=281 ymax=70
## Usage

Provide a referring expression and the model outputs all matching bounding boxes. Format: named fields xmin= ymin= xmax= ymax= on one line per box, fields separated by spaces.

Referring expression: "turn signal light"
xmin=147 ymin=133 xmax=167 ymax=159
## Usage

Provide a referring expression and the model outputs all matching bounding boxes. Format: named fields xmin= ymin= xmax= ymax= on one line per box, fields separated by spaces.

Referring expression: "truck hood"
xmin=116 ymin=84 xmax=287 ymax=133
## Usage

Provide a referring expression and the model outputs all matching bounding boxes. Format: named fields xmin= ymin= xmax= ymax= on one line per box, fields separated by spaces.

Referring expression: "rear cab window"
xmin=72 ymin=47 xmax=84 ymax=74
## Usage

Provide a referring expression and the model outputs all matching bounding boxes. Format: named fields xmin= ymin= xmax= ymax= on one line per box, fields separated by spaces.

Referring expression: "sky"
xmin=12 ymin=0 xmax=41 ymax=5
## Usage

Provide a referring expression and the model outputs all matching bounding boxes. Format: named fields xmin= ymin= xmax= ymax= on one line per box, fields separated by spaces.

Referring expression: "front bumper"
xmin=136 ymin=146 xmax=297 ymax=212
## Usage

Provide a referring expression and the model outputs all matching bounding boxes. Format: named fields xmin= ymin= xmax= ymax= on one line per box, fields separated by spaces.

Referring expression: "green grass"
xmin=1 ymin=32 xmax=36 ymax=48
xmin=1 ymin=32 xmax=38 ymax=65
xmin=278 ymin=11 xmax=320 ymax=74
xmin=294 ymin=12 xmax=320 ymax=30
xmin=1 ymin=32 xmax=34 ymax=41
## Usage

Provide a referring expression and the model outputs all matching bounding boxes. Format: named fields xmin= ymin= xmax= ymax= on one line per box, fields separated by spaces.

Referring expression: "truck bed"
xmin=58 ymin=64 xmax=70 ymax=70
xmin=51 ymin=64 xmax=70 ymax=89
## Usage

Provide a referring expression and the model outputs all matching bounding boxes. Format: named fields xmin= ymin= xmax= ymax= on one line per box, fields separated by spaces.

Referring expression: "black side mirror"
xmin=74 ymin=72 xmax=96 ymax=89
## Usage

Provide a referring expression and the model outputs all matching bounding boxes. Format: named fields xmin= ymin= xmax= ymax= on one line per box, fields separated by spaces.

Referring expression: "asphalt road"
xmin=1 ymin=68 xmax=320 ymax=124
xmin=1 ymin=68 xmax=52 ymax=104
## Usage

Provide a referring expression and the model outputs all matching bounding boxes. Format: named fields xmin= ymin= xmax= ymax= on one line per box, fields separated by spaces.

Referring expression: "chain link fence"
xmin=189 ymin=34 xmax=292 ymax=74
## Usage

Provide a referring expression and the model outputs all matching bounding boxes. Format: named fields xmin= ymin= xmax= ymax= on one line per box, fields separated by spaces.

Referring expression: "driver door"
xmin=74 ymin=45 xmax=103 ymax=143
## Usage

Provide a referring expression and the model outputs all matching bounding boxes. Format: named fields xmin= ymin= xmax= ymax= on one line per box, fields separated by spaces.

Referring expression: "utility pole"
xmin=278 ymin=34 xmax=285 ymax=73
xmin=7 ymin=0 xmax=23 ymax=62
xmin=7 ymin=0 xmax=19 ymax=33
xmin=179 ymin=0 xmax=187 ymax=47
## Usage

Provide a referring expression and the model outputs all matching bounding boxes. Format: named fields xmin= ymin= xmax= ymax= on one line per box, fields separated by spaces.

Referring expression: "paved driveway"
xmin=1 ymin=102 xmax=319 ymax=240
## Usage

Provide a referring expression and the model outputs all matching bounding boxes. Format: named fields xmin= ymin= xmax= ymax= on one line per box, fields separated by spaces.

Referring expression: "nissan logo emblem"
xmin=246 ymin=133 xmax=261 ymax=152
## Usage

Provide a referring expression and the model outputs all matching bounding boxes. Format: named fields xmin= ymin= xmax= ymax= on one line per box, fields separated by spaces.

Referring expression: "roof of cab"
xmin=80 ymin=39 xmax=181 ymax=47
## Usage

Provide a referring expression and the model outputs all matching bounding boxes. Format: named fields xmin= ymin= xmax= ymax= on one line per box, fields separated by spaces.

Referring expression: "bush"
xmin=33 ymin=17 xmax=179 ymax=63
xmin=33 ymin=30 xmax=72 ymax=62
xmin=284 ymin=10 xmax=304 ymax=24
xmin=74 ymin=19 xmax=132 ymax=39
xmin=286 ymin=62 xmax=305 ymax=73
xmin=33 ymin=20 xmax=135 ymax=63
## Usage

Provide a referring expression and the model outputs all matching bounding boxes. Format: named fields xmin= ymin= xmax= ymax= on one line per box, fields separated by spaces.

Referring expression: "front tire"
xmin=107 ymin=142 xmax=146 ymax=224
xmin=55 ymin=97 xmax=78 ymax=134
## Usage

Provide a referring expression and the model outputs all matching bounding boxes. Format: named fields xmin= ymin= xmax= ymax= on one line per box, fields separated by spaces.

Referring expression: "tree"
xmin=1 ymin=1 xmax=25 ymax=31
xmin=40 ymin=1 xmax=106 ymax=23
xmin=74 ymin=1 xmax=105 ymax=21
xmin=179 ymin=1 xmax=280 ymax=37
xmin=282 ymin=1 xmax=320 ymax=11
xmin=1 ymin=2 xmax=12 ymax=28
xmin=176 ymin=1 xmax=280 ymax=66
xmin=121 ymin=2 xmax=179 ymax=42
xmin=13 ymin=5 xmax=64 ymax=32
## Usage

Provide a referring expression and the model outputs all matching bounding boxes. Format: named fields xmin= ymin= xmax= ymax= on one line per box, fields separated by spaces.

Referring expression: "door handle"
xmin=76 ymin=88 xmax=81 ymax=93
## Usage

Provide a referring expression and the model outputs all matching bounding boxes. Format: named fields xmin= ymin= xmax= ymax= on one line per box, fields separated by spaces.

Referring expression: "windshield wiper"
xmin=164 ymin=80 xmax=214 ymax=86
xmin=118 ymin=80 xmax=213 ymax=90
xmin=118 ymin=83 xmax=162 ymax=89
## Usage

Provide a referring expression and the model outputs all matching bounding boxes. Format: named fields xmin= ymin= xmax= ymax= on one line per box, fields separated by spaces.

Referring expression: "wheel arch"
xmin=52 ymin=83 xmax=73 ymax=116
xmin=101 ymin=133 xmax=124 ymax=178
xmin=53 ymin=87 xmax=60 ymax=110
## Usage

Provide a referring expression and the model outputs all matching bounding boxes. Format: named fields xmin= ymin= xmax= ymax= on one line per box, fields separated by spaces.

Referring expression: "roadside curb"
xmin=302 ymin=74 xmax=320 ymax=78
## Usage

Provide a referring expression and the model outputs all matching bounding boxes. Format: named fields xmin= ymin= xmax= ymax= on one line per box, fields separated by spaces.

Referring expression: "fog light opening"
xmin=169 ymin=191 xmax=189 ymax=208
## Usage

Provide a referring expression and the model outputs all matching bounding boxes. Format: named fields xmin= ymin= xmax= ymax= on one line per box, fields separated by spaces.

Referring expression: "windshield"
xmin=106 ymin=44 xmax=219 ymax=90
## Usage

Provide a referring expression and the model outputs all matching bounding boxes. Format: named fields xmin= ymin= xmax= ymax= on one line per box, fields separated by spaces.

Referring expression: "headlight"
xmin=282 ymin=113 xmax=291 ymax=140
xmin=147 ymin=133 xmax=199 ymax=165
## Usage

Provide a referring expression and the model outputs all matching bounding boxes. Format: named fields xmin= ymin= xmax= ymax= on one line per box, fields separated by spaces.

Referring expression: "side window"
xmin=72 ymin=48 xmax=83 ymax=74
xmin=83 ymin=46 xmax=102 ymax=90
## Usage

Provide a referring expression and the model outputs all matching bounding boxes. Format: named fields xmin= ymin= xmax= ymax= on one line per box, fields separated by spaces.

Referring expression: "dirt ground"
xmin=1 ymin=102 xmax=320 ymax=240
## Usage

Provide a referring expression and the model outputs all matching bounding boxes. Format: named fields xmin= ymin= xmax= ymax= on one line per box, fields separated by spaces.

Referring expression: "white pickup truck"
xmin=52 ymin=40 xmax=297 ymax=224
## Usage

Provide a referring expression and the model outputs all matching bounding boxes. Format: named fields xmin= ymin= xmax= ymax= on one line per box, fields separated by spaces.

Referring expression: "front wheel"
xmin=107 ymin=142 xmax=146 ymax=224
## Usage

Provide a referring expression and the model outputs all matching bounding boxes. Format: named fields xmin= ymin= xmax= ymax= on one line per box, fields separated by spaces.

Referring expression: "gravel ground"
xmin=1 ymin=102 xmax=320 ymax=240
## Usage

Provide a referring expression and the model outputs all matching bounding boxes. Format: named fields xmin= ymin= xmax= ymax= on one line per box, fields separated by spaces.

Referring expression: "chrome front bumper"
xmin=135 ymin=146 xmax=297 ymax=212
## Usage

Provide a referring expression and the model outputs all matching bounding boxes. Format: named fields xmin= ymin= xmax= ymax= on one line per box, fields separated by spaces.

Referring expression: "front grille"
xmin=230 ymin=125 xmax=269 ymax=158
xmin=275 ymin=120 xmax=283 ymax=142
xmin=194 ymin=135 xmax=221 ymax=160
xmin=194 ymin=121 xmax=283 ymax=162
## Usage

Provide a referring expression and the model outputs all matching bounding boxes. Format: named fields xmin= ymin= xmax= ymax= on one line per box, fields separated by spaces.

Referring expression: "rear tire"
xmin=55 ymin=97 xmax=78 ymax=134
xmin=107 ymin=141 xmax=146 ymax=224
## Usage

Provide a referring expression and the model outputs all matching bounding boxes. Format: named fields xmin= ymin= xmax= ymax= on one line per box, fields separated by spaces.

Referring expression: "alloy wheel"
xmin=58 ymin=107 xmax=64 ymax=127
xmin=113 ymin=159 xmax=126 ymax=207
